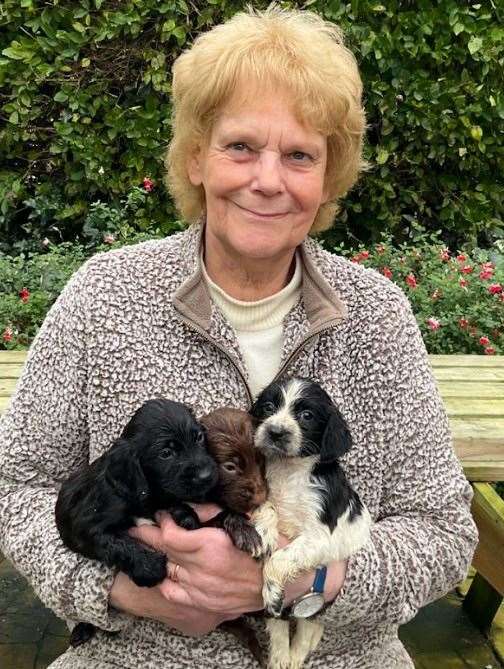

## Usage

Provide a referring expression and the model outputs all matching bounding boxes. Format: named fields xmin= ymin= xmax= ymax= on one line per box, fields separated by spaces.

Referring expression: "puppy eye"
xmin=262 ymin=402 xmax=276 ymax=416
xmin=299 ymin=410 xmax=314 ymax=421
xmin=160 ymin=441 xmax=176 ymax=459
xmin=221 ymin=461 xmax=238 ymax=474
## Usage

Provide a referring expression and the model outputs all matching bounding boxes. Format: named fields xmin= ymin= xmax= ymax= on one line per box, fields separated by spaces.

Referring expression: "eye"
xmin=227 ymin=142 xmax=250 ymax=153
xmin=195 ymin=431 xmax=205 ymax=445
xmin=262 ymin=401 xmax=276 ymax=417
xmin=299 ymin=410 xmax=314 ymax=422
xmin=159 ymin=441 xmax=176 ymax=460
xmin=289 ymin=150 xmax=312 ymax=162
xmin=221 ymin=461 xmax=238 ymax=474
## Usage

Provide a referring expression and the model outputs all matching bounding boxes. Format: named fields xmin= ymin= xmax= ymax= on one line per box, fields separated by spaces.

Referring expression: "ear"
xmin=187 ymin=147 xmax=203 ymax=187
xmin=320 ymin=408 xmax=352 ymax=464
xmin=104 ymin=439 xmax=150 ymax=502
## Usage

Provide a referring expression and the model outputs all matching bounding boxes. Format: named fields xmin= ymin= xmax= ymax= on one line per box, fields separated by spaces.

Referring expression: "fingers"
xmin=189 ymin=502 xmax=223 ymax=522
xmin=129 ymin=523 xmax=165 ymax=552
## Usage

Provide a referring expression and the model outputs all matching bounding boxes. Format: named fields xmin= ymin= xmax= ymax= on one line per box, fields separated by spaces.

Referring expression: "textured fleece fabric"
xmin=0 ymin=223 xmax=478 ymax=669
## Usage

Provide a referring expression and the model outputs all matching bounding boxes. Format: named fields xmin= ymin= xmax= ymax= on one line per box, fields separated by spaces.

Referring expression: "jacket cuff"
xmin=66 ymin=560 xmax=131 ymax=631
xmin=320 ymin=542 xmax=380 ymax=628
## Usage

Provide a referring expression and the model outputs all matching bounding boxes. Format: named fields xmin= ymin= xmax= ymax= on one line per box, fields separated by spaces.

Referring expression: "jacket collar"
xmin=172 ymin=222 xmax=347 ymax=334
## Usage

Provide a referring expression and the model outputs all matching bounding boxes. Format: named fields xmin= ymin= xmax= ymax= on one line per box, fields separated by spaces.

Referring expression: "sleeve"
xmin=0 ymin=259 xmax=129 ymax=632
xmin=321 ymin=291 xmax=479 ymax=628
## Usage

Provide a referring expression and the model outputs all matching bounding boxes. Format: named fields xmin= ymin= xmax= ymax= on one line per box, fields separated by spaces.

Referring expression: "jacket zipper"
xmin=177 ymin=312 xmax=342 ymax=409
xmin=176 ymin=313 xmax=254 ymax=407
xmin=273 ymin=318 xmax=342 ymax=384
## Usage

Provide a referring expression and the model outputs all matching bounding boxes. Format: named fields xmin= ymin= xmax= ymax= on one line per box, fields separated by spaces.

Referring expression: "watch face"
xmin=292 ymin=593 xmax=325 ymax=618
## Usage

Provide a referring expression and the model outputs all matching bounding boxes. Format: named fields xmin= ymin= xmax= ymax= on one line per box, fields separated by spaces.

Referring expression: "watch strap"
xmin=312 ymin=565 xmax=327 ymax=594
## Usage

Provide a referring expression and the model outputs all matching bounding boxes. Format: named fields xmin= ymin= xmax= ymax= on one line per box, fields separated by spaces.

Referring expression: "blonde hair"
xmin=165 ymin=5 xmax=367 ymax=234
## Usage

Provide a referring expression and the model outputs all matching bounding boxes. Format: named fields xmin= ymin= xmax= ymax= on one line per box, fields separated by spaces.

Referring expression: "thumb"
xmin=129 ymin=523 xmax=165 ymax=552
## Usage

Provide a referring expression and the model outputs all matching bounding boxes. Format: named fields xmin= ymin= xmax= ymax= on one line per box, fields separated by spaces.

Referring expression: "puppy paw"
xmin=262 ymin=580 xmax=284 ymax=617
xmin=130 ymin=551 xmax=167 ymax=587
xmin=251 ymin=525 xmax=277 ymax=560
xmin=223 ymin=514 xmax=262 ymax=555
xmin=170 ymin=506 xmax=201 ymax=530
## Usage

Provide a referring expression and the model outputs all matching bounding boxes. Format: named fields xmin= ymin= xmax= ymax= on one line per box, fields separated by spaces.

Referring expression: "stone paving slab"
xmin=1 ymin=553 xmax=503 ymax=668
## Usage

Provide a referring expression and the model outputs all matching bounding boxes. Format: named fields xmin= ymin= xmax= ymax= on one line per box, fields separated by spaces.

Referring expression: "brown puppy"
xmin=201 ymin=407 xmax=267 ymax=513
xmin=199 ymin=407 xmax=268 ymax=665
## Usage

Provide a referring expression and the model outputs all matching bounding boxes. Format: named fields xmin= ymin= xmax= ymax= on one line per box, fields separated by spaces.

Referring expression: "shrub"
xmin=1 ymin=1 xmax=502 ymax=254
xmin=328 ymin=223 xmax=504 ymax=354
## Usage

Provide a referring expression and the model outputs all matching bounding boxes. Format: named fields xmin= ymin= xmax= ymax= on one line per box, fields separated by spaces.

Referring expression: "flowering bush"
xmin=328 ymin=225 xmax=504 ymax=355
xmin=2 ymin=223 xmax=503 ymax=353
xmin=0 ymin=227 xmax=165 ymax=350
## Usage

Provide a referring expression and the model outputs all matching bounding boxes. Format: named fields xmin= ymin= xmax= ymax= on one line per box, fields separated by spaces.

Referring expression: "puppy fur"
xmin=250 ymin=377 xmax=372 ymax=669
xmin=55 ymin=397 xmax=218 ymax=646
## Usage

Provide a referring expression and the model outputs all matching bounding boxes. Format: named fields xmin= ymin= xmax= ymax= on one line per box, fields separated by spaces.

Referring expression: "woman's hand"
xmin=109 ymin=570 xmax=227 ymax=637
xmin=129 ymin=504 xmax=264 ymax=618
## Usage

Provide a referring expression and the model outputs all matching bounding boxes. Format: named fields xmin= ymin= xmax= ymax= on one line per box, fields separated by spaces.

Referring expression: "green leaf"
xmin=468 ymin=36 xmax=483 ymax=55
xmin=376 ymin=149 xmax=389 ymax=165
xmin=54 ymin=91 xmax=68 ymax=103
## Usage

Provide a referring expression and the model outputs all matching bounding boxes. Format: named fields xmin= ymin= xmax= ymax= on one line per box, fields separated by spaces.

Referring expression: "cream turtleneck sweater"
xmin=201 ymin=254 xmax=302 ymax=398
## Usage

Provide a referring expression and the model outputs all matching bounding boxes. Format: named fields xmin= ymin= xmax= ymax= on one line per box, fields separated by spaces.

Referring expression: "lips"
xmin=234 ymin=202 xmax=288 ymax=218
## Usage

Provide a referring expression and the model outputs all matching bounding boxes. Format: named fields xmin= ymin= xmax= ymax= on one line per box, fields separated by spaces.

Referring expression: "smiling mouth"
xmin=234 ymin=203 xmax=287 ymax=219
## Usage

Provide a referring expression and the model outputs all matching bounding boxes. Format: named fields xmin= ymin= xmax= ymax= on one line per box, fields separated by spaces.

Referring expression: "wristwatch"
xmin=290 ymin=565 xmax=327 ymax=618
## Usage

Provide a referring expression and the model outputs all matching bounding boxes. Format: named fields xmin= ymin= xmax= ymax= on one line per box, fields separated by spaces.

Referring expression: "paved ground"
xmin=1 ymin=553 xmax=502 ymax=669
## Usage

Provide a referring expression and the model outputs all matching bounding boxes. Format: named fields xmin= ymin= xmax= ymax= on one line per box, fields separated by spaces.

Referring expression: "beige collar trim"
xmin=172 ymin=223 xmax=347 ymax=333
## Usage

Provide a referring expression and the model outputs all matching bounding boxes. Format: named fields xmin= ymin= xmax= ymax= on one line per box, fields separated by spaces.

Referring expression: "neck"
xmin=203 ymin=234 xmax=296 ymax=302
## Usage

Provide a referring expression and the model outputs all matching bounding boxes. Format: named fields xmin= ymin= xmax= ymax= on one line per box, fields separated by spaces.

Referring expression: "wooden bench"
xmin=1 ymin=351 xmax=503 ymax=633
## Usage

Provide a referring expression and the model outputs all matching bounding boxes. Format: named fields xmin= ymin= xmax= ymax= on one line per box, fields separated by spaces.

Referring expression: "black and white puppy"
xmin=55 ymin=398 xmax=219 ymax=646
xmin=249 ymin=377 xmax=371 ymax=669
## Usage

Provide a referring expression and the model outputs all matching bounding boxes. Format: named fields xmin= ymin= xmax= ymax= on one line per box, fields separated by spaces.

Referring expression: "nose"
xmin=268 ymin=425 xmax=289 ymax=442
xmin=251 ymin=486 xmax=268 ymax=508
xmin=193 ymin=464 xmax=217 ymax=488
xmin=252 ymin=152 xmax=285 ymax=197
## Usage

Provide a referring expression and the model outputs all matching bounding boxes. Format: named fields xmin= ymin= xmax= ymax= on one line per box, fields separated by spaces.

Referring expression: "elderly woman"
xmin=0 ymin=7 xmax=477 ymax=669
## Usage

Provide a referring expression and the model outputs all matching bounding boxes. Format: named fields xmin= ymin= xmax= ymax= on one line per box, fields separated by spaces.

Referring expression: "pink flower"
xmin=456 ymin=254 xmax=467 ymax=263
xmin=426 ymin=317 xmax=440 ymax=330
xmin=479 ymin=336 xmax=490 ymax=346
xmin=405 ymin=273 xmax=417 ymax=288
xmin=382 ymin=266 xmax=393 ymax=279
xmin=19 ymin=288 xmax=30 ymax=303
xmin=2 ymin=327 xmax=13 ymax=343
xmin=459 ymin=278 xmax=469 ymax=288
xmin=480 ymin=268 xmax=493 ymax=280
xmin=459 ymin=318 xmax=469 ymax=329
xmin=489 ymin=283 xmax=503 ymax=294
xmin=143 ymin=177 xmax=154 ymax=192
xmin=460 ymin=265 xmax=473 ymax=274
xmin=359 ymin=250 xmax=369 ymax=260
xmin=103 ymin=233 xmax=116 ymax=244
xmin=484 ymin=346 xmax=496 ymax=356
xmin=440 ymin=249 xmax=450 ymax=262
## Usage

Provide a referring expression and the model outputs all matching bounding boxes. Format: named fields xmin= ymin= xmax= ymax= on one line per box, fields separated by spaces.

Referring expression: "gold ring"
xmin=169 ymin=563 xmax=180 ymax=582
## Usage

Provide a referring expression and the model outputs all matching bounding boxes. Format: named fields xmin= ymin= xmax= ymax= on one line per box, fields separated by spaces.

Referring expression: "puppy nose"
xmin=268 ymin=425 xmax=288 ymax=442
xmin=194 ymin=465 xmax=216 ymax=486
xmin=252 ymin=487 xmax=267 ymax=507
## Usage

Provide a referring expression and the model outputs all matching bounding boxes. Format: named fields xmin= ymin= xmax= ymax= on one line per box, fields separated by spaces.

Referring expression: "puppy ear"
xmin=104 ymin=439 xmax=150 ymax=502
xmin=320 ymin=409 xmax=352 ymax=464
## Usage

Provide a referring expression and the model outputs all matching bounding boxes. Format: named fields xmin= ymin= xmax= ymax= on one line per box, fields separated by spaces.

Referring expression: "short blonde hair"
xmin=165 ymin=5 xmax=367 ymax=234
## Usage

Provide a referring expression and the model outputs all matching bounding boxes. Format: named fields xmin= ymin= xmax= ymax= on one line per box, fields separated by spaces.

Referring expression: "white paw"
xmin=263 ymin=579 xmax=284 ymax=617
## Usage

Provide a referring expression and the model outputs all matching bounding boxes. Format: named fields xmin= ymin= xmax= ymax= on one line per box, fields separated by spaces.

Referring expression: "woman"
xmin=0 ymin=7 xmax=477 ymax=669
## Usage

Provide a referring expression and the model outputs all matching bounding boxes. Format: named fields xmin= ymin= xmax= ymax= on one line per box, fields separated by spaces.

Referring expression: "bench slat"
xmin=436 ymin=381 xmax=504 ymax=398
xmin=430 ymin=355 xmax=504 ymax=368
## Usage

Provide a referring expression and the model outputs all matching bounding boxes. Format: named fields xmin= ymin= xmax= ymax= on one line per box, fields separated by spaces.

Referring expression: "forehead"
xmin=211 ymin=85 xmax=327 ymax=151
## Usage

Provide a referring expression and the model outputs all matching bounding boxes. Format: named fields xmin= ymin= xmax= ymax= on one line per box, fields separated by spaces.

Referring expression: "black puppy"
xmin=55 ymin=397 xmax=218 ymax=646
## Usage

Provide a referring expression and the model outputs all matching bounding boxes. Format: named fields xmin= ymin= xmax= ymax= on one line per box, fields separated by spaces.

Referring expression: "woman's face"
xmin=188 ymin=89 xmax=328 ymax=262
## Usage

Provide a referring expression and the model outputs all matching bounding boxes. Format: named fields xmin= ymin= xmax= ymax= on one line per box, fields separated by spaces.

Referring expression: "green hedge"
xmin=1 ymin=0 xmax=503 ymax=253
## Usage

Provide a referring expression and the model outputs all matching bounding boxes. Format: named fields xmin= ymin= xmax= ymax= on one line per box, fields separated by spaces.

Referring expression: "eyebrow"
xmin=216 ymin=125 xmax=324 ymax=156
